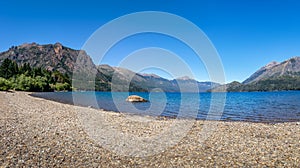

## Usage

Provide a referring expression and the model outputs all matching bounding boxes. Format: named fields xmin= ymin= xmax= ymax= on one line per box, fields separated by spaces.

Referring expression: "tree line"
xmin=0 ymin=58 xmax=71 ymax=91
xmin=224 ymin=76 xmax=300 ymax=92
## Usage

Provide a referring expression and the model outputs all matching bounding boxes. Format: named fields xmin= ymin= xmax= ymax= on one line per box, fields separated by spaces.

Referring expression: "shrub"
xmin=0 ymin=77 xmax=12 ymax=91
xmin=51 ymin=82 xmax=71 ymax=91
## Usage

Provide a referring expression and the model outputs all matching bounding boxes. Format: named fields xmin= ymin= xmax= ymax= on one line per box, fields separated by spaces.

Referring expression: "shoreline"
xmin=1 ymin=91 xmax=299 ymax=167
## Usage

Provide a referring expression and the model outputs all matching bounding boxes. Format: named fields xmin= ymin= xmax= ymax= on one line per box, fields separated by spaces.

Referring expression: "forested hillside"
xmin=0 ymin=58 xmax=71 ymax=91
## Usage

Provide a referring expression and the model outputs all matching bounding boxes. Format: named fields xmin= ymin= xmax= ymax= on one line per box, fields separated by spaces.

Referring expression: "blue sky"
xmin=1 ymin=0 xmax=300 ymax=82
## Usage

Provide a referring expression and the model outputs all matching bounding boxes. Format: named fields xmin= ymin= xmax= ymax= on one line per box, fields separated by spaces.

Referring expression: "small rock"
xmin=126 ymin=95 xmax=148 ymax=102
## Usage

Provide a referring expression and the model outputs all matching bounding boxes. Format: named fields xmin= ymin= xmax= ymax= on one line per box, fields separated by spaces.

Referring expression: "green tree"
xmin=51 ymin=82 xmax=71 ymax=91
xmin=0 ymin=59 xmax=72 ymax=92
xmin=32 ymin=76 xmax=51 ymax=91
xmin=19 ymin=63 xmax=32 ymax=76
xmin=0 ymin=58 xmax=18 ymax=79
xmin=13 ymin=74 xmax=33 ymax=91
xmin=0 ymin=77 xmax=12 ymax=91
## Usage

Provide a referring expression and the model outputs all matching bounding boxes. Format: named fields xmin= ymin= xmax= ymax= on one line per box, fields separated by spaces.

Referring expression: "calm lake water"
xmin=31 ymin=91 xmax=300 ymax=123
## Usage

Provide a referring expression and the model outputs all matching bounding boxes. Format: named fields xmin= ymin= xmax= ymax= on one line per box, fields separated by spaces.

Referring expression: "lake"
xmin=31 ymin=91 xmax=300 ymax=123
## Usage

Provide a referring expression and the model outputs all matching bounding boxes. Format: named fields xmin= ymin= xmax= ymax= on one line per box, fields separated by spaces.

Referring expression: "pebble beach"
xmin=0 ymin=91 xmax=299 ymax=167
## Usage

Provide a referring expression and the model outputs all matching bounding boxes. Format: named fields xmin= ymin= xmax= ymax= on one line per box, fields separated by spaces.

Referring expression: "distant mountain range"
xmin=1 ymin=42 xmax=299 ymax=92
xmin=210 ymin=57 xmax=300 ymax=92
xmin=0 ymin=43 xmax=218 ymax=92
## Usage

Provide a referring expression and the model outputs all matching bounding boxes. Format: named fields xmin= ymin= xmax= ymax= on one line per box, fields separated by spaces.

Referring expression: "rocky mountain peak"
xmin=140 ymin=73 xmax=161 ymax=78
xmin=264 ymin=61 xmax=279 ymax=69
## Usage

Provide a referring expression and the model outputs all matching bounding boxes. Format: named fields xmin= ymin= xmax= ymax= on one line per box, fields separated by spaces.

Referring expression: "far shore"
xmin=0 ymin=91 xmax=299 ymax=167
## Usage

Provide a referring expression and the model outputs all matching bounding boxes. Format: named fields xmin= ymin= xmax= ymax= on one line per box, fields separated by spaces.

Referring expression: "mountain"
xmin=0 ymin=42 xmax=96 ymax=75
xmin=0 ymin=43 xmax=218 ymax=92
xmin=96 ymin=65 xmax=148 ymax=92
xmin=171 ymin=77 xmax=220 ymax=92
xmin=243 ymin=61 xmax=279 ymax=84
xmin=210 ymin=57 xmax=300 ymax=92
xmin=208 ymin=81 xmax=241 ymax=92
xmin=98 ymin=65 xmax=219 ymax=92
xmin=0 ymin=42 xmax=110 ymax=91
xmin=243 ymin=57 xmax=300 ymax=84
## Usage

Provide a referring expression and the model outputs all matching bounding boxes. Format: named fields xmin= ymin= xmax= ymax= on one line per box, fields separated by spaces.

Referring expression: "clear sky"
xmin=1 ymin=0 xmax=300 ymax=82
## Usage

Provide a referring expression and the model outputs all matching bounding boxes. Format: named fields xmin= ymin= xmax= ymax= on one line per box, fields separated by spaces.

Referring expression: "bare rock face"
xmin=126 ymin=95 xmax=148 ymax=102
xmin=54 ymin=42 xmax=62 ymax=55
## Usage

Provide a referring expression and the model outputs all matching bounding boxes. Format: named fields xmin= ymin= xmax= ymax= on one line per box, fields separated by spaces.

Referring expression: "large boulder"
xmin=126 ymin=95 xmax=148 ymax=102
